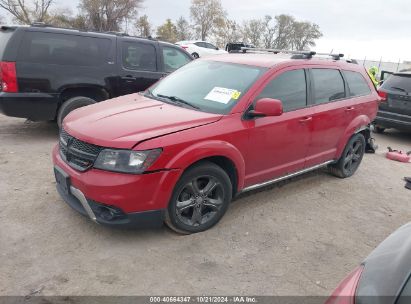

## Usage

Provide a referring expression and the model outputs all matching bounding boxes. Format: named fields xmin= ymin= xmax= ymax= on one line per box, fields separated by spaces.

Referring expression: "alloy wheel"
xmin=175 ymin=175 xmax=225 ymax=227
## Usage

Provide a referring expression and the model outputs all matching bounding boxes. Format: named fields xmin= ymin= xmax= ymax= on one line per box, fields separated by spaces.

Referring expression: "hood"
xmin=63 ymin=93 xmax=223 ymax=149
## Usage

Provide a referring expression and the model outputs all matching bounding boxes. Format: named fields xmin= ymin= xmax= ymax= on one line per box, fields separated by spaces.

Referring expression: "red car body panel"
xmin=53 ymin=54 xmax=379 ymax=224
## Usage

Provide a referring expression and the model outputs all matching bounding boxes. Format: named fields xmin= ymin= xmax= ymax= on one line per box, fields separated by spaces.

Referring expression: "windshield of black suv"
xmin=148 ymin=60 xmax=266 ymax=114
xmin=381 ymin=74 xmax=411 ymax=93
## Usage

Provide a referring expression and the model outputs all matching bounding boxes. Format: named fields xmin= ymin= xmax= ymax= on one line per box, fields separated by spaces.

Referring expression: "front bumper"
xmin=0 ymin=92 xmax=59 ymax=120
xmin=52 ymin=145 xmax=182 ymax=228
xmin=374 ymin=110 xmax=411 ymax=131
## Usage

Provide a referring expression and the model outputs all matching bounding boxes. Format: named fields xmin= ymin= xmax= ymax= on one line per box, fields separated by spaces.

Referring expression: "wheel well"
xmin=188 ymin=156 xmax=238 ymax=197
xmin=60 ymin=87 xmax=109 ymax=105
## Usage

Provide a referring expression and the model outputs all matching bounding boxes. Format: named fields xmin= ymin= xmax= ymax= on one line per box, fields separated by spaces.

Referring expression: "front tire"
xmin=191 ymin=52 xmax=200 ymax=59
xmin=165 ymin=162 xmax=232 ymax=234
xmin=57 ymin=96 xmax=96 ymax=128
xmin=329 ymin=133 xmax=366 ymax=178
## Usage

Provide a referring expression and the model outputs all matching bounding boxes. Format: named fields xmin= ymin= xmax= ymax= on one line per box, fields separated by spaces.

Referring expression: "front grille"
xmin=59 ymin=128 xmax=103 ymax=171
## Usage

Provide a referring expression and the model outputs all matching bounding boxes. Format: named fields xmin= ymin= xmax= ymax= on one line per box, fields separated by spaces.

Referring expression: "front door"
xmin=245 ymin=68 xmax=314 ymax=187
xmin=116 ymin=39 xmax=164 ymax=96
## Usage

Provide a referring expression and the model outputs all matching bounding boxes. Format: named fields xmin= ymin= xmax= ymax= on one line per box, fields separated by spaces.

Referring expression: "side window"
xmin=122 ymin=41 xmax=157 ymax=71
xmin=195 ymin=42 xmax=206 ymax=48
xmin=18 ymin=32 xmax=111 ymax=66
xmin=162 ymin=46 xmax=191 ymax=73
xmin=206 ymin=43 xmax=217 ymax=50
xmin=311 ymin=69 xmax=346 ymax=104
xmin=257 ymin=69 xmax=307 ymax=112
xmin=343 ymin=71 xmax=371 ymax=97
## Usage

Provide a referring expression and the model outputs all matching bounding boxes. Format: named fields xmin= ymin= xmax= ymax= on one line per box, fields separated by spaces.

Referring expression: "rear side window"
xmin=381 ymin=74 xmax=411 ymax=92
xmin=162 ymin=46 xmax=191 ymax=73
xmin=311 ymin=69 xmax=346 ymax=104
xmin=18 ymin=31 xmax=111 ymax=66
xmin=343 ymin=71 xmax=371 ymax=97
xmin=122 ymin=41 xmax=157 ymax=71
xmin=257 ymin=69 xmax=307 ymax=112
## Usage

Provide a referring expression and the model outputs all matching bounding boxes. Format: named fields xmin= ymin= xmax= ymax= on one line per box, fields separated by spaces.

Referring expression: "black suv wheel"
xmin=57 ymin=96 xmax=96 ymax=128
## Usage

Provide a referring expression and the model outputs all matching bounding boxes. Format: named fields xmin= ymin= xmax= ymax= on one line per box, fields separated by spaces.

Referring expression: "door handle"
xmin=345 ymin=107 xmax=355 ymax=112
xmin=299 ymin=117 xmax=313 ymax=123
xmin=121 ymin=75 xmax=137 ymax=81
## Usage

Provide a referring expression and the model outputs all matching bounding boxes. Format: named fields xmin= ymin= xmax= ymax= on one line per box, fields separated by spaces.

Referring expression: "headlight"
xmin=94 ymin=148 xmax=162 ymax=174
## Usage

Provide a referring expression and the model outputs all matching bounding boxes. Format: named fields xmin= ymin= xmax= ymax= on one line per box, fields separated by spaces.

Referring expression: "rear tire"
xmin=165 ymin=162 xmax=232 ymax=234
xmin=57 ymin=96 xmax=96 ymax=128
xmin=192 ymin=52 xmax=200 ymax=59
xmin=329 ymin=133 xmax=366 ymax=178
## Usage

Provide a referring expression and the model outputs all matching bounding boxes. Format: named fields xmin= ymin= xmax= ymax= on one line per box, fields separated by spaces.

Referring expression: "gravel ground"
xmin=0 ymin=114 xmax=410 ymax=297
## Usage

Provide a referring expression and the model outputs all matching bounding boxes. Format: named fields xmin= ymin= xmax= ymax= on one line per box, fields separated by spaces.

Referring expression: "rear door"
xmin=305 ymin=67 xmax=351 ymax=166
xmin=380 ymin=74 xmax=411 ymax=116
xmin=116 ymin=38 xmax=164 ymax=96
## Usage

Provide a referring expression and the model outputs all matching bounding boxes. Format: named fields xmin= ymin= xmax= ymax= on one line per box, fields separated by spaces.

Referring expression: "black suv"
xmin=374 ymin=72 xmax=411 ymax=132
xmin=0 ymin=25 xmax=192 ymax=126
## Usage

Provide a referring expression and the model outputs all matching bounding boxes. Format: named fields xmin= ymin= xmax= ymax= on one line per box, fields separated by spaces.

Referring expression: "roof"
xmin=202 ymin=53 xmax=363 ymax=70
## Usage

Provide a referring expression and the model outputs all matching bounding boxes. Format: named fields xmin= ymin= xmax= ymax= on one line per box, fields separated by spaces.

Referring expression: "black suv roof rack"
xmin=241 ymin=47 xmax=344 ymax=60
xmin=29 ymin=23 xmax=157 ymax=41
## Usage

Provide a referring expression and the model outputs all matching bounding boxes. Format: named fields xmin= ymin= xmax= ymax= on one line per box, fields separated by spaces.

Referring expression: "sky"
xmin=6 ymin=0 xmax=411 ymax=62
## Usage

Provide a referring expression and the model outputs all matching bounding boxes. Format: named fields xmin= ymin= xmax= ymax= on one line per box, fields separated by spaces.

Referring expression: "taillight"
xmin=0 ymin=61 xmax=18 ymax=93
xmin=377 ymin=90 xmax=387 ymax=102
xmin=181 ymin=45 xmax=188 ymax=50
xmin=325 ymin=265 xmax=364 ymax=304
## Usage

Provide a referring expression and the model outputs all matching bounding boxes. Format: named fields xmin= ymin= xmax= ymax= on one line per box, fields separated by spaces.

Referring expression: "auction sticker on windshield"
xmin=205 ymin=87 xmax=241 ymax=104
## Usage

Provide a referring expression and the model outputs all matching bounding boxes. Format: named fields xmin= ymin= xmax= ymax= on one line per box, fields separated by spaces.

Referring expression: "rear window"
xmin=381 ymin=74 xmax=411 ymax=93
xmin=18 ymin=31 xmax=111 ymax=66
xmin=0 ymin=30 xmax=14 ymax=58
xmin=311 ymin=69 xmax=346 ymax=104
xmin=343 ymin=71 xmax=371 ymax=97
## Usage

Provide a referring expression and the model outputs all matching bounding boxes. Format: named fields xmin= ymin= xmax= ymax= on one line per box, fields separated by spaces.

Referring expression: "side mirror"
xmin=248 ymin=98 xmax=283 ymax=118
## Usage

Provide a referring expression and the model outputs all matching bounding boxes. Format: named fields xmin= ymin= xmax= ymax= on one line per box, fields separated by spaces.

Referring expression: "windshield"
xmin=149 ymin=60 xmax=266 ymax=114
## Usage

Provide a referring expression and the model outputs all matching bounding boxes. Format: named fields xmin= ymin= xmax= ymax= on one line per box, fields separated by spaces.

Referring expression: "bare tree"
xmin=214 ymin=18 xmax=241 ymax=48
xmin=190 ymin=0 xmax=226 ymax=41
xmin=273 ymin=14 xmax=294 ymax=49
xmin=156 ymin=18 xmax=177 ymax=43
xmin=78 ymin=0 xmax=143 ymax=32
xmin=241 ymin=19 xmax=265 ymax=47
xmin=135 ymin=14 xmax=152 ymax=37
xmin=290 ymin=21 xmax=322 ymax=50
xmin=0 ymin=0 xmax=54 ymax=24
xmin=262 ymin=15 xmax=276 ymax=48
xmin=175 ymin=16 xmax=192 ymax=41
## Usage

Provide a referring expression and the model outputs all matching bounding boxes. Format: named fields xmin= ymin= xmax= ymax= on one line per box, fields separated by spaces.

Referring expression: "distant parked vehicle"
xmin=175 ymin=40 xmax=227 ymax=59
xmin=373 ymin=71 xmax=411 ymax=133
xmin=225 ymin=42 xmax=255 ymax=53
xmin=326 ymin=222 xmax=411 ymax=304
xmin=0 ymin=24 xmax=193 ymax=126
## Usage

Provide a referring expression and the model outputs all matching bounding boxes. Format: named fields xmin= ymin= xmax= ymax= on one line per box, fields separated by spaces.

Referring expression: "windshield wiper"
xmin=155 ymin=94 xmax=200 ymax=110
xmin=390 ymin=86 xmax=408 ymax=93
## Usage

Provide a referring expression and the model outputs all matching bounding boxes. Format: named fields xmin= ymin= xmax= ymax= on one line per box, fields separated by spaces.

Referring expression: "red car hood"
xmin=63 ymin=94 xmax=223 ymax=149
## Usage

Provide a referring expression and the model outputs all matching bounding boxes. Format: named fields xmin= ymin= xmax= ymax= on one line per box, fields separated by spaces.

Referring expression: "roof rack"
xmin=241 ymin=47 xmax=316 ymax=58
xmin=241 ymin=47 xmax=345 ymax=60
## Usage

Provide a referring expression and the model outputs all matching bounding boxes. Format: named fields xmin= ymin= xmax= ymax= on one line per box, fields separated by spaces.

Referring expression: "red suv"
xmin=53 ymin=51 xmax=379 ymax=233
